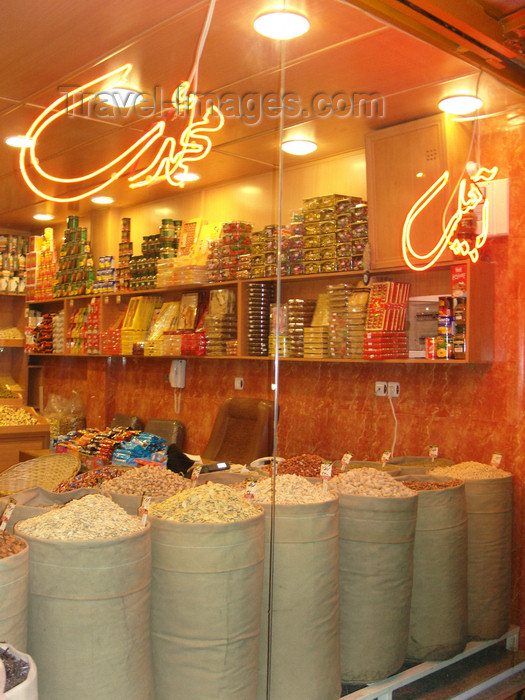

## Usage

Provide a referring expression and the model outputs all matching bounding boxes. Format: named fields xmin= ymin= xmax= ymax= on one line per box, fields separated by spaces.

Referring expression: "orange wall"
xmin=38 ymin=119 xmax=525 ymax=636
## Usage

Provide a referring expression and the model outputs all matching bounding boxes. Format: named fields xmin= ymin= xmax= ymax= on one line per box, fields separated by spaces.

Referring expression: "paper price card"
xmin=244 ymin=480 xmax=257 ymax=499
xmin=429 ymin=445 xmax=439 ymax=460
xmin=191 ymin=464 xmax=202 ymax=486
xmin=341 ymin=453 xmax=353 ymax=471
xmin=139 ymin=494 xmax=152 ymax=527
xmin=381 ymin=450 xmax=392 ymax=465
xmin=0 ymin=499 xmax=16 ymax=531
xmin=491 ymin=452 xmax=503 ymax=468
xmin=320 ymin=462 xmax=333 ymax=479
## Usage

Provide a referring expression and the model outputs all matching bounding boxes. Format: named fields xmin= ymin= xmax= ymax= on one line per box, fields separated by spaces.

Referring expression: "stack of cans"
xmin=248 ymin=281 xmax=276 ymax=356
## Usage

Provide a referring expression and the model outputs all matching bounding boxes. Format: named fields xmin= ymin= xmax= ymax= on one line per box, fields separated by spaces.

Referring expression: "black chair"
xmin=110 ymin=413 xmax=143 ymax=431
xmin=144 ymin=419 xmax=185 ymax=449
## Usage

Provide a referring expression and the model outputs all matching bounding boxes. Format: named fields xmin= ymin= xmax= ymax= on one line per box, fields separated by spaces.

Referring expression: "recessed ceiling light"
xmin=254 ymin=11 xmax=310 ymax=40
xmin=281 ymin=139 xmax=317 ymax=155
xmin=33 ymin=213 xmax=54 ymax=221
xmin=91 ymin=195 xmax=114 ymax=204
xmin=5 ymin=135 xmax=34 ymax=148
xmin=438 ymin=95 xmax=483 ymax=116
xmin=174 ymin=172 xmax=200 ymax=182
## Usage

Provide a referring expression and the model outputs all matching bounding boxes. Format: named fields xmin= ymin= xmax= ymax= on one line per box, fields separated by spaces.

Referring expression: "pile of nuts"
xmin=430 ymin=461 xmax=510 ymax=480
xmin=253 ymin=474 xmax=334 ymax=504
xmin=150 ymin=482 xmax=262 ymax=523
xmin=401 ymin=478 xmax=464 ymax=491
xmin=16 ymin=494 xmax=143 ymax=540
xmin=0 ymin=531 xmax=27 ymax=559
xmin=275 ymin=454 xmax=343 ymax=478
xmin=0 ymin=645 xmax=30 ymax=692
xmin=102 ymin=465 xmax=188 ymax=498
xmin=0 ymin=406 xmax=37 ymax=426
xmin=330 ymin=468 xmax=415 ymax=497
xmin=0 ymin=385 xmax=18 ymax=399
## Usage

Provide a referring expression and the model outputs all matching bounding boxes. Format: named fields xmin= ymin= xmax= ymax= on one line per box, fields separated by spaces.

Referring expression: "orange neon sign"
xmin=18 ymin=65 xmax=224 ymax=203
xmin=402 ymin=166 xmax=498 ymax=271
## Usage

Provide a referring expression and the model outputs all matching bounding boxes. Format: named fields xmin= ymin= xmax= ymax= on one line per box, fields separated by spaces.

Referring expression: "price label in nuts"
xmin=491 ymin=452 xmax=503 ymax=468
xmin=0 ymin=499 xmax=16 ymax=531
xmin=244 ymin=480 xmax=257 ymax=499
xmin=139 ymin=494 xmax=152 ymax=527
xmin=191 ymin=464 xmax=202 ymax=486
xmin=320 ymin=462 xmax=333 ymax=479
xmin=381 ymin=450 xmax=392 ymax=465
xmin=429 ymin=445 xmax=439 ymax=460
xmin=341 ymin=453 xmax=353 ymax=471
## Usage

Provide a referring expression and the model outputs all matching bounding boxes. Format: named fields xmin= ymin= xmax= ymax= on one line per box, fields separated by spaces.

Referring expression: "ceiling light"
xmin=174 ymin=172 xmax=200 ymax=182
xmin=97 ymin=88 xmax=144 ymax=107
xmin=254 ymin=11 xmax=310 ymax=40
xmin=438 ymin=95 xmax=483 ymax=115
xmin=5 ymin=135 xmax=34 ymax=148
xmin=281 ymin=139 xmax=317 ymax=155
xmin=33 ymin=213 xmax=54 ymax=221
xmin=91 ymin=196 xmax=114 ymax=204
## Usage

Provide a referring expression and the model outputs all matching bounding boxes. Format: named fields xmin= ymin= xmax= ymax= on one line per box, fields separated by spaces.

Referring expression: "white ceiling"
xmin=0 ymin=0 xmax=524 ymax=230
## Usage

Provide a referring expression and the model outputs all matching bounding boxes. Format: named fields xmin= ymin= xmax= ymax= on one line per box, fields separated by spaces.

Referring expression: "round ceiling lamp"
xmin=438 ymin=95 xmax=483 ymax=115
xmin=5 ymin=135 xmax=34 ymax=148
xmin=254 ymin=11 xmax=310 ymax=40
xmin=33 ymin=213 xmax=54 ymax=221
xmin=91 ymin=195 xmax=114 ymax=204
xmin=281 ymin=139 xmax=317 ymax=155
xmin=174 ymin=172 xmax=200 ymax=182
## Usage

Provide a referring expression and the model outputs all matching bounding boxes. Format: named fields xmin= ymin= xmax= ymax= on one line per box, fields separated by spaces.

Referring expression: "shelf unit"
xmin=0 ymin=292 xmax=27 ymax=401
xmin=24 ymin=259 xmax=494 ymax=365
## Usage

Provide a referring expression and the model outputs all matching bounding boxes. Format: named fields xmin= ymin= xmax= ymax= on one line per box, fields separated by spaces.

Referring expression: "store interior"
xmin=2 ymin=0 xmax=525 ymax=697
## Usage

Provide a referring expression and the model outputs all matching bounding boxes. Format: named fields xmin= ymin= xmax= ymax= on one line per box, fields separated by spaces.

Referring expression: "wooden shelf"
xmin=0 ymin=339 xmax=24 ymax=348
xmin=23 ymin=260 xmax=493 ymax=366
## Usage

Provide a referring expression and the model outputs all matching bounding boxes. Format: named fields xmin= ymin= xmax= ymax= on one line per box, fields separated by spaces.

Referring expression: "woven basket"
xmin=0 ymin=453 xmax=81 ymax=496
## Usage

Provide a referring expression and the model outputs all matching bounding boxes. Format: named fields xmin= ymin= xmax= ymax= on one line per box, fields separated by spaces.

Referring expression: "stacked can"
xmin=248 ymin=281 xmax=276 ymax=356
xmin=436 ymin=296 xmax=455 ymax=359
xmin=54 ymin=218 xmax=95 ymax=297
xmin=117 ymin=218 xmax=133 ymax=291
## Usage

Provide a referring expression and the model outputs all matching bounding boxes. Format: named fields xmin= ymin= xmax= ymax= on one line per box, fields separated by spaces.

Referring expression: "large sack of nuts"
xmin=15 ymin=495 xmax=153 ymax=700
xmin=0 ymin=488 xmax=97 ymax=533
xmin=332 ymin=469 xmax=418 ymax=682
xmin=0 ymin=534 xmax=28 ymax=652
xmin=430 ymin=461 xmax=513 ymax=640
xmin=400 ymin=476 xmax=468 ymax=660
xmin=1 ymin=644 xmax=38 ymax=699
xmin=149 ymin=483 xmax=264 ymax=700
xmin=255 ymin=476 xmax=340 ymax=700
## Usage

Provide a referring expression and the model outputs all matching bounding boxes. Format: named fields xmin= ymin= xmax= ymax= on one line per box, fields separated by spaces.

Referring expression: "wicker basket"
xmin=0 ymin=453 xmax=81 ymax=496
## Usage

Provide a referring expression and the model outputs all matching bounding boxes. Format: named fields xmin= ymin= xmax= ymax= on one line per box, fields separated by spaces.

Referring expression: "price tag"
xmin=341 ymin=453 xmax=353 ymax=471
xmin=320 ymin=461 xmax=333 ymax=490
xmin=491 ymin=452 xmax=503 ymax=468
xmin=244 ymin=480 xmax=257 ymax=499
xmin=0 ymin=499 xmax=16 ymax=531
xmin=381 ymin=450 xmax=392 ymax=465
xmin=139 ymin=494 xmax=152 ymax=527
xmin=429 ymin=445 xmax=439 ymax=461
xmin=191 ymin=464 xmax=202 ymax=486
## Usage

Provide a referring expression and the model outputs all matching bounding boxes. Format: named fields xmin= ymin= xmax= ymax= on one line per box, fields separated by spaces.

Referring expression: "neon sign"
xmin=18 ymin=65 xmax=224 ymax=203
xmin=402 ymin=166 xmax=498 ymax=271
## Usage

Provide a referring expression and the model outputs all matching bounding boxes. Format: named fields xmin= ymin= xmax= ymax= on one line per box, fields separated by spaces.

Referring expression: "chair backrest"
xmin=110 ymin=414 xmax=143 ymax=431
xmin=202 ymin=397 xmax=274 ymax=465
xmin=144 ymin=419 xmax=185 ymax=449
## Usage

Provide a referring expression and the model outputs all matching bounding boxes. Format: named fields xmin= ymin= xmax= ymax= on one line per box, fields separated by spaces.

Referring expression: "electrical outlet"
xmin=234 ymin=377 xmax=244 ymax=390
xmin=375 ymin=381 xmax=387 ymax=396
xmin=388 ymin=382 xmax=400 ymax=398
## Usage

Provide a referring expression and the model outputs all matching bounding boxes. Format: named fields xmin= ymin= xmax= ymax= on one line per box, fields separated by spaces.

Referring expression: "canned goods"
xmin=67 ymin=215 xmax=79 ymax=229
xmin=436 ymin=334 xmax=453 ymax=359
xmin=425 ymin=337 xmax=437 ymax=359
